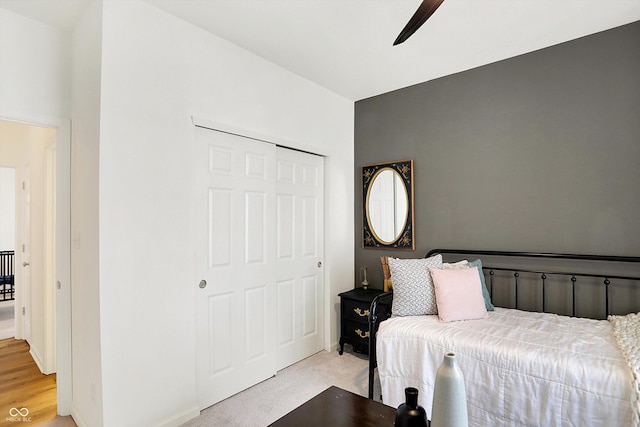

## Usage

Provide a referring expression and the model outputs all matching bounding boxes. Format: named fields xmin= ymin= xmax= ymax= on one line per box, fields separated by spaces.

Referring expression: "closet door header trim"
xmin=191 ymin=116 xmax=327 ymax=157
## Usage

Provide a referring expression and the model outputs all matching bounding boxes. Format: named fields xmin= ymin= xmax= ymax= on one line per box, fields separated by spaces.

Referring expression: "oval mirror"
xmin=362 ymin=159 xmax=414 ymax=249
xmin=366 ymin=168 xmax=408 ymax=244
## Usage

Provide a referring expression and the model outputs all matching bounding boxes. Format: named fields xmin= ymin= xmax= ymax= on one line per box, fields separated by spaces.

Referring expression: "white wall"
xmin=0 ymin=166 xmax=16 ymax=252
xmin=70 ymin=2 xmax=104 ymax=426
xmin=0 ymin=8 xmax=70 ymax=122
xmin=1 ymin=2 xmax=355 ymax=425
xmin=97 ymin=1 xmax=354 ymax=426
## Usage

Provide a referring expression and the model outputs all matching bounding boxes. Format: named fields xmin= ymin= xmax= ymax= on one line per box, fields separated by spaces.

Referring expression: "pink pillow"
xmin=429 ymin=267 xmax=488 ymax=322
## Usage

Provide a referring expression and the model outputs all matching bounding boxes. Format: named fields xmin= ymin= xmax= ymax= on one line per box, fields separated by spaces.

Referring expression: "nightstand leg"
xmin=339 ymin=337 xmax=344 ymax=355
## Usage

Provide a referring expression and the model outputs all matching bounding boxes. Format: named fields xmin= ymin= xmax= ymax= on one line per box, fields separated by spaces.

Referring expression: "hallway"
xmin=0 ymin=301 xmax=13 ymax=340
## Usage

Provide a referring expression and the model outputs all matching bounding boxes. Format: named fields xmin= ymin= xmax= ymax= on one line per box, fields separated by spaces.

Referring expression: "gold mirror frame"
xmin=362 ymin=159 xmax=415 ymax=249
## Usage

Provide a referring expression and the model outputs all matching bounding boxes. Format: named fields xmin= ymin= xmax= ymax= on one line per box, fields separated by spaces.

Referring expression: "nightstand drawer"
xmin=342 ymin=299 xmax=373 ymax=322
xmin=343 ymin=319 xmax=371 ymax=345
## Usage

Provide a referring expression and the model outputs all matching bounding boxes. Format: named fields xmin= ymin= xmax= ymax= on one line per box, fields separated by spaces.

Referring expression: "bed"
xmin=368 ymin=249 xmax=640 ymax=426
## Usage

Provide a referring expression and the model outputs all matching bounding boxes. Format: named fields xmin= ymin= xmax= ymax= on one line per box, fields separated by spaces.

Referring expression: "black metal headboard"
xmin=425 ymin=249 xmax=640 ymax=318
xmin=367 ymin=249 xmax=640 ymax=399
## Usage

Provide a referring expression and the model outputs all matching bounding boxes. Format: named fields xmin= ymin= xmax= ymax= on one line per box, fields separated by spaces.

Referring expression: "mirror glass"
xmin=366 ymin=169 xmax=408 ymax=243
xmin=362 ymin=159 xmax=414 ymax=249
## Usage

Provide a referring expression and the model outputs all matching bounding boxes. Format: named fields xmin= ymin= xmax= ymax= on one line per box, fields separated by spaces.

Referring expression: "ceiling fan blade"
xmin=393 ymin=0 xmax=445 ymax=46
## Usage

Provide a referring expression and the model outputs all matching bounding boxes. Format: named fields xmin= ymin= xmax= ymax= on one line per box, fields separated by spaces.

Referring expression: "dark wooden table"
xmin=268 ymin=386 xmax=396 ymax=427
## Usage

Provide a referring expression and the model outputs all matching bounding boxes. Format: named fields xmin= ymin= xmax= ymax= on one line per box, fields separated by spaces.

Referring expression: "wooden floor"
xmin=0 ymin=338 xmax=57 ymax=425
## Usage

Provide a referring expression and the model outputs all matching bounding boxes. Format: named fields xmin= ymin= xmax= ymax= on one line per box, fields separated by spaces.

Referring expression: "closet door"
xmin=275 ymin=148 xmax=324 ymax=370
xmin=195 ymin=128 xmax=277 ymax=409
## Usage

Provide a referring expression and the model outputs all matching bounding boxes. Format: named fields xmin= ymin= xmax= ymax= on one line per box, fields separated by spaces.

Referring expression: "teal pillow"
xmin=468 ymin=259 xmax=494 ymax=311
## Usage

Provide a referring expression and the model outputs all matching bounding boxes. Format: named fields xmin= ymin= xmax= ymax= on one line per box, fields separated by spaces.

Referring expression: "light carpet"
xmin=0 ymin=300 xmax=15 ymax=340
xmin=182 ymin=346 xmax=385 ymax=426
xmin=33 ymin=416 xmax=76 ymax=427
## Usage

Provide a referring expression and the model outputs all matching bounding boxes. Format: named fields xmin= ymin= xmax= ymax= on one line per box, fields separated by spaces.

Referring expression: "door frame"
xmin=0 ymin=114 xmax=72 ymax=415
xmin=21 ymin=161 xmax=31 ymax=342
xmin=44 ymin=141 xmax=57 ymax=374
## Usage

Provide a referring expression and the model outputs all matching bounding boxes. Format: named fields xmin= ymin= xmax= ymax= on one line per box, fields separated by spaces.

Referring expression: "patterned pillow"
xmin=388 ymin=254 xmax=443 ymax=316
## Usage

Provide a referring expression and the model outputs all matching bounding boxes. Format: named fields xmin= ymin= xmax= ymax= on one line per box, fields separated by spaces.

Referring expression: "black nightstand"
xmin=338 ymin=288 xmax=391 ymax=355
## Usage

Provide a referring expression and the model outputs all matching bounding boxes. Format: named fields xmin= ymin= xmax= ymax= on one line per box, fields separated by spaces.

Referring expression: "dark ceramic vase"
xmin=395 ymin=387 xmax=429 ymax=427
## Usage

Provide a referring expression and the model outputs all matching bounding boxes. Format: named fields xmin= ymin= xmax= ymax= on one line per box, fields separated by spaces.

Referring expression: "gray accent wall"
xmin=355 ymin=21 xmax=640 ymax=291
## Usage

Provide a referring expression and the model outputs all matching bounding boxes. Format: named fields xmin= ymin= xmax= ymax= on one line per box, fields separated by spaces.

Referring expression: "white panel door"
xmin=195 ymin=128 xmax=277 ymax=409
xmin=275 ymin=147 xmax=324 ymax=370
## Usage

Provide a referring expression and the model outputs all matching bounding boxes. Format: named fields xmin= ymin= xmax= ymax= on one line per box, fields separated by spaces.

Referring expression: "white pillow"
xmin=388 ymin=254 xmax=443 ymax=316
xmin=429 ymin=267 xmax=488 ymax=322
xmin=443 ymin=260 xmax=469 ymax=269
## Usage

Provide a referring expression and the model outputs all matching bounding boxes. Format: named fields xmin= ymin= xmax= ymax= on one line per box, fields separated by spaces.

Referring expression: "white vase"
xmin=431 ymin=352 xmax=468 ymax=427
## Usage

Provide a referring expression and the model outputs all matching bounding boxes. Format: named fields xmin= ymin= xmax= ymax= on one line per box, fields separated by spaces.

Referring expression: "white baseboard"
xmin=28 ymin=341 xmax=55 ymax=375
xmin=69 ymin=396 xmax=198 ymax=427
xmin=70 ymin=405 xmax=90 ymax=427
xmin=29 ymin=347 xmax=46 ymax=374
xmin=155 ymin=406 xmax=201 ymax=427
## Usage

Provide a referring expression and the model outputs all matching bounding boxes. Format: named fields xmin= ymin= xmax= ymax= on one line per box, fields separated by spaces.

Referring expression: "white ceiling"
xmin=2 ymin=0 xmax=640 ymax=100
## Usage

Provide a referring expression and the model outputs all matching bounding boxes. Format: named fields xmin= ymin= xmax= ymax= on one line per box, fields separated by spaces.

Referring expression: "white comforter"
xmin=377 ymin=308 xmax=633 ymax=427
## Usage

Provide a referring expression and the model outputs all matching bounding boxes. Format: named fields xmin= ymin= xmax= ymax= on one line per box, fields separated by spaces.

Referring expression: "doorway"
xmin=0 ymin=117 xmax=72 ymax=416
xmin=0 ymin=166 xmax=16 ymax=339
